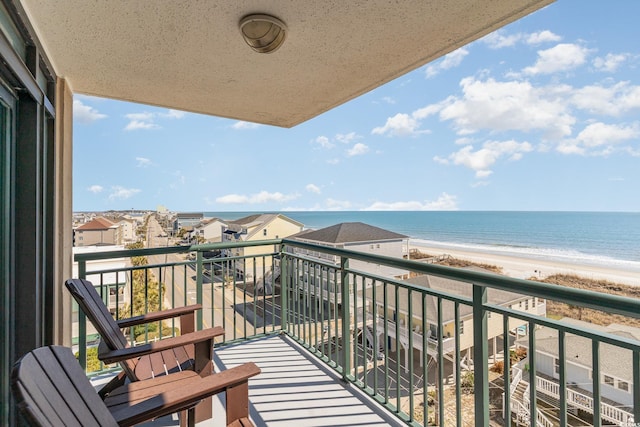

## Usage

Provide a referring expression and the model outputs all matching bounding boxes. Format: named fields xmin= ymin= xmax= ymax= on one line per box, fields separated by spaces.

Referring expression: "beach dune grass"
xmin=535 ymin=274 xmax=640 ymax=327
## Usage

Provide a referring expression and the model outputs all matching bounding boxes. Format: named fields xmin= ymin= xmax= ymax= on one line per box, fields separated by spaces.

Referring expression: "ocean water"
xmin=206 ymin=211 xmax=640 ymax=270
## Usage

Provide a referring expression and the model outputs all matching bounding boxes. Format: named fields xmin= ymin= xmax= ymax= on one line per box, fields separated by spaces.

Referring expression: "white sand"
xmin=409 ymin=243 xmax=640 ymax=287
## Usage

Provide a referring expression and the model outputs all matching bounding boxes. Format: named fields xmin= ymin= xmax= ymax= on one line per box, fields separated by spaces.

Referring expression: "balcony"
xmin=75 ymin=239 xmax=640 ymax=426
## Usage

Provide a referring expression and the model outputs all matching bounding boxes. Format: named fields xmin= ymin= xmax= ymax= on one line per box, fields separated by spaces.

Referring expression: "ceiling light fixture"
xmin=239 ymin=14 xmax=287 ymax=54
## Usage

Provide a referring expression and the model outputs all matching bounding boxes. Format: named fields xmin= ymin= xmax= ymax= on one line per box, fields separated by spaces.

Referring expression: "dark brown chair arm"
xmin=98 ymin=326 xmax=224 ymax=364
xmin=111 ymin=362 xmax=261 ymax=427
xmin=116 ymin=304 xmax=202 ymax=328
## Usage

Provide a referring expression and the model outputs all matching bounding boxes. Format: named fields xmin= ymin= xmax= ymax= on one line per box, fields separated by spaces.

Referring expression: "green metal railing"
xmin=74 ymin=238 xmax=640 ymax=427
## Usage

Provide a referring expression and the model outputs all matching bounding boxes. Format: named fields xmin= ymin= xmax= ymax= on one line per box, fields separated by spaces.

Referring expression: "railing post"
xmin=340 ymin=256 xmax=351 ymax=381
xmin=473 ymin=284 xmax=489 ymax=427
xmin=280 ymin=243 xmax=288 ymax=333
xmin=78 ymin=260 xmax=87 ymax=370
xmin=196 ymin=250 xmax=203 ymax=330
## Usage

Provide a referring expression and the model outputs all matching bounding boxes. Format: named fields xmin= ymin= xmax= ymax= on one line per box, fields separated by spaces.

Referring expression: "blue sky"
xmin=73 ymin=2 xmax=640 ymax=213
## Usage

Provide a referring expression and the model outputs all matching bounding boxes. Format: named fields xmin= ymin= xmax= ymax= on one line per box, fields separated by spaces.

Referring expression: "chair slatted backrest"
xmin=11 ymin=346 xmax=118 ymax=427
xmin=65 ymin=278 xmax=137 ymax=377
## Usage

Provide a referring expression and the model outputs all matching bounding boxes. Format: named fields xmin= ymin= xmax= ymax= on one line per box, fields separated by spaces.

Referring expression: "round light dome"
xmin=239 ymin=14 xmax=287 ymax=54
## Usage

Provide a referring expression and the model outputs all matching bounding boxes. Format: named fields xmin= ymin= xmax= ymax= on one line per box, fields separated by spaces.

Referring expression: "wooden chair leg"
xmin=192 ymin=339 xmax=214 ymax=422
xmin=226 ymin=382 xmax=250 ymax=425
xmin=98 ymin=370 xmax=127 ymax=399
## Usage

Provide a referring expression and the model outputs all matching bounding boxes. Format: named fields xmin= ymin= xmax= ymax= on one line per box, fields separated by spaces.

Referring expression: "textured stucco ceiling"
xmin=20 ymin=0 xmax=554 ymax=127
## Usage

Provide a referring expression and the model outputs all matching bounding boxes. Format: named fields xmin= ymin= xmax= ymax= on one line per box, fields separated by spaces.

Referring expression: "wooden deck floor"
xmin=128 ymin=334 xmax=405 ymax=426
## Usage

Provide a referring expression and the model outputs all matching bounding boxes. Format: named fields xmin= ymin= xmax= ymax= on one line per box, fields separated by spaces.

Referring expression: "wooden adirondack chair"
xmin=11 ymin=345 xmax=260 ymax=427
xmin=65 ymin=278 xmax=225 ymax=422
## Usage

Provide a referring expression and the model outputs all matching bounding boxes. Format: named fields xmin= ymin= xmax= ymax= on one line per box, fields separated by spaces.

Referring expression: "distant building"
xmin=72 ymin=246 xmax=127 ymax=340
xmin=191 ymin=217 xmax=227 ymax=242
xmin=74 ymin=217 xmax=121 ymax=247
xmin=222 ymin=213 xmax=304 ymax=279
xmin=173 ymin=212 xmax=204 ymax=233
xmin=113 ymin=217 xmax=136 ymax=243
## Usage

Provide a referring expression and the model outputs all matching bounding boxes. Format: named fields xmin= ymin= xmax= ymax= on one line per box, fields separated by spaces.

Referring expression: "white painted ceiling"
xmin=21 ymin=0 xmax=554 ymax=127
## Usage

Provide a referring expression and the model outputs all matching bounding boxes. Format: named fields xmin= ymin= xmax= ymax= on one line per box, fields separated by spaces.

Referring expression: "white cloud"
xmin=363 ymin=193 xmax=458 ymax=211
xmin=136 ymin=157 xmax=152 ymax=167
xmin=425 ymin=48 xmax=469 ymax=78
xmin=232 ymin=121 xmax=261 ymax=130
xmin=571 ymin=81 xmax=640 ymax=116
xmin=88 ymin=185 xmax=103 ymax=194
xmin=577 ymin=122 xmax=639 ymax=147
xmin=125 ymin=120 xmax=160 ymax=131
xmin=524 ymin=43 xmax=591 ymax=75
xmin=336 ymin=132 xmax=358 ymax=144
xmin=216 ymin=190 xmax=299 ymax=204
xmin=482 ymin=30 xmax=561 ymax=49
xmin=481 ymin=31 xmax=522 ymax=49
xmin=74 ymin=100 xmax=107 ymax=124
xmin=306 ymin=184 xmax=321 ymax=194
xmin=124 ymin=109 xmax=185 ymax=131
xmin=557 ymin=122 xmax=640 ymax=155
xmin=162 ymin=109 xmax=187 ymax=119
xmin=593 ymin=53 xmax=629 ymax=72
xmin=372 ymin=102 xmax=445 ymax=137
xmin=108 ymin=186 xmax=141 ymax=200
xmin=412 ymin=103 xmax=444 ymax=120
xmin=382 ymin=97 xmax=396 ymax=104
xmin=436 ymin=140 xmax=533 ymax=178
xmin=439 ymin=77 xmax=575 ymax=138
xmin=526 ymin=30 xmax=562 ymax=45
xmin=372 ymin=113 xmax=420 ymax=137
xmin=126 ymin=112 xmax=154 ymax=121
xmin=313 ymin=135 xmax=335 ymax=149
xmin=346 ymin=143 xmax=369 ymax=157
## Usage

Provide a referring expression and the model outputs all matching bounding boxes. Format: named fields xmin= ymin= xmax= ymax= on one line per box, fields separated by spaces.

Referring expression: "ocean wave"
xmin=410 ymin=238 xmax=640 ymax=272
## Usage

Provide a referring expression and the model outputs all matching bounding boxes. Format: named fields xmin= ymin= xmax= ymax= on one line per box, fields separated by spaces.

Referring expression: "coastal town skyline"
xmin=74 ymin=2 xmax=640 ymax=212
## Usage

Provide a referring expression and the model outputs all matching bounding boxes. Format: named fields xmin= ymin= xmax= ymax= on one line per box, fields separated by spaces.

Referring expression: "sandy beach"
xmin=410 ymin=242 xmax=640 ymax=287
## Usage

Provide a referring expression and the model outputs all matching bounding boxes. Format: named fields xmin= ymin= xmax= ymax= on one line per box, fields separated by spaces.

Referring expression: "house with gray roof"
xmin=290 ymin=222 xmax=410 ymax=278
xmin=221 ymin=213 xmax=304 ymax=280
xmin=191 ymin=217 xmax=227 ymax=242
xmin=287 ymin=222 xmax=410 ymax=306
xmin=364 ymin=268 xmax=546 ymax=371
xmin=514 ymin=318 xmax=637 ymax=422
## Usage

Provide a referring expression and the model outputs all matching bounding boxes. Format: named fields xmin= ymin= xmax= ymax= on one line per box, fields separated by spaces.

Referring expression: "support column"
xmin=53 ymin=77 xmax=73 ymax=347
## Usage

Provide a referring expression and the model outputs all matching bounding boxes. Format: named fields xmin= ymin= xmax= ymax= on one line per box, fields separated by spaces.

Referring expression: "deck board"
xmin=212 ymin=335 xmax=403 ymax=427
xmin=105 ymin=334 xmax=405 ymax=426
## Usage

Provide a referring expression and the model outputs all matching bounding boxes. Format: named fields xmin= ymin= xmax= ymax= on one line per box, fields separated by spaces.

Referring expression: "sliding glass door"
xmin=0 ymin=81 xmax=15 ymax=427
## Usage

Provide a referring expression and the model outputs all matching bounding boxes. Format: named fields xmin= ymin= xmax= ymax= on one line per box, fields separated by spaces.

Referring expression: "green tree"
xmin=119 ymin=243 xmax=169 ymax=341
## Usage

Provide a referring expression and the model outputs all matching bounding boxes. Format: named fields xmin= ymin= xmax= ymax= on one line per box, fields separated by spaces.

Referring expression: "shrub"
xmin=490 ymin=360 xmax=504 ymax=374
xmin=510 ymin=346 xmax=527 ymax=363
xmin=75 ymin=347 xmax=102 ymax=373
xmin=461 ymin=371 xmax=474 ymax=393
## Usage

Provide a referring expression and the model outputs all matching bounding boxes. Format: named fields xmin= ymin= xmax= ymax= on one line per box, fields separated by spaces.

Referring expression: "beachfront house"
xmin=222 ymin=214 xmax=304 ymax=280
xmin=364 ymin=269 xmax=547 ymax=372
xmin=512 ymin=318 xmax=636 ymax=424
xmin=288 ymin=222 xmax=410 ymax=306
